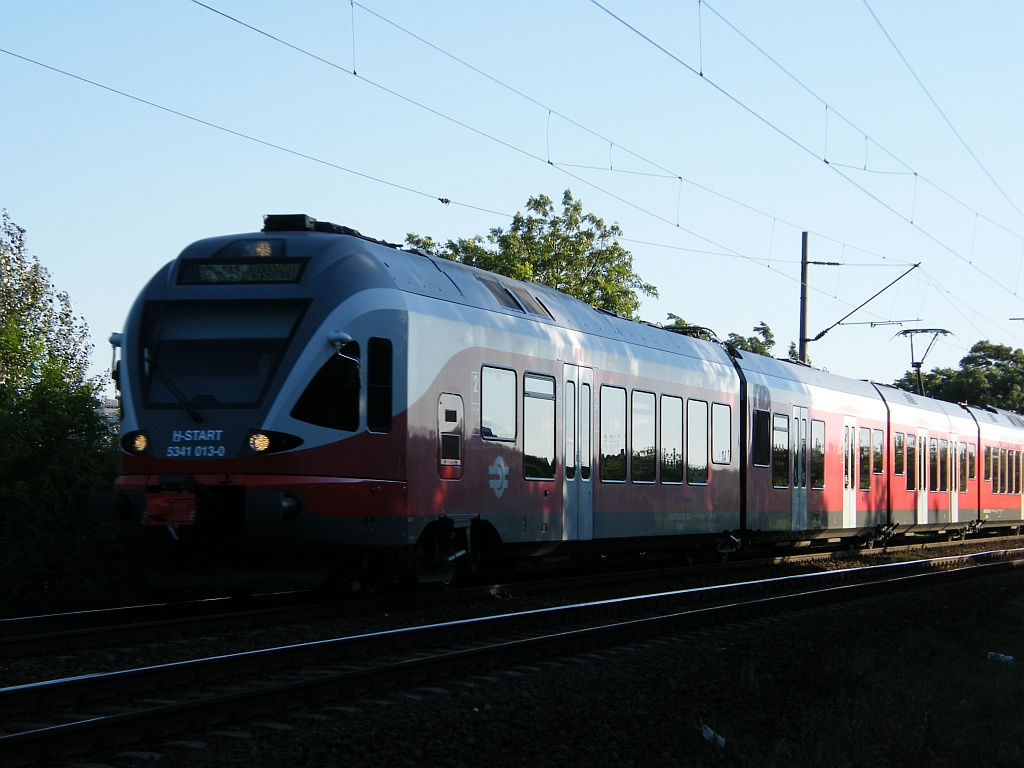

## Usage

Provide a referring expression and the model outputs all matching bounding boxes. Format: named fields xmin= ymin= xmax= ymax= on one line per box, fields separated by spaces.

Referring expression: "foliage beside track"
xmin=894 ymin=340 xmax=1024 ymax=411
xmin=0 ymin=211 xmax=137 ymax=618
xmin=407 ymin=190 xmax=658 ymax=320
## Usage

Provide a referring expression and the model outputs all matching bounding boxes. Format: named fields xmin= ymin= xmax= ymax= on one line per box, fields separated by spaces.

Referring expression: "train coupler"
xmin=143 ymin=492 xmax=197 ymax=526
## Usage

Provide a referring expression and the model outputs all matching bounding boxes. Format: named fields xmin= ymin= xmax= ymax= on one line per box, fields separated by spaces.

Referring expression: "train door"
xmin=843 ymin=416 xmax=857 ymax=528
xmin=562 ymin=364 xmax=593 ymax=541
xmin=1017 ymin=446 xmax=1023 ymax=520
xmin=792 ymin=406 xmax=808 ymax=530
xmin=949 ymin=435 xmax=960 ymax=522
xmin=916 ymin=429 xmax=928 ymax=524
xmin=1018 ymin=446 xmax=1023 ymax=520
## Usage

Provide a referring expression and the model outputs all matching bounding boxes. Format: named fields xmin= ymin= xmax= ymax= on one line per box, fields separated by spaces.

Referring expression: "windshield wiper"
xmin=145 ymin=353 xmax=204 ymax=423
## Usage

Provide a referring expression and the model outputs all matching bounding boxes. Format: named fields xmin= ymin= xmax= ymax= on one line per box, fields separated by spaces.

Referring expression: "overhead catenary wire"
xmin=862 ymin=0 xmax=1024 ymax=223
xmin=189 ymin=0 xmax=974 ymax=312
xmin=0 ymin=46 xmax=507 ymax=219
xmin=195 ymin=0 xmax=962 ymax=290
xmin=698 ymin=0 xmax=1023 ymax=241
xmin=590 ymin=0 xmax=1024 ymax=306
xmin=3 ymin=1 xmax=1020 ymax=367
xmin=202 ymin=0 xmax=1024 ymax=320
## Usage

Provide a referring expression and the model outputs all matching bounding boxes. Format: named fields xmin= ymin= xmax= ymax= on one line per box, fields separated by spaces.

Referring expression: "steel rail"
xmin=1 ymin=551 xmax=1022 ymax=767
xmin=4 ymin=536 xmax=1021 ymax=659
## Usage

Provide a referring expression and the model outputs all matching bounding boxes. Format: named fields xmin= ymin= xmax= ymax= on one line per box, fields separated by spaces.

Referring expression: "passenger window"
xmin=580 ymin=384 xmax=592 ymax=481
xmin=687 ymin=399 xmax=709 ymax=485
xmin=929 ymin=438 xmax=939 ymax=492
xmin=367 ymin=338 xmax=392 ymax=433
xmin=844 ymin=426 xmax=852 ymax=490
xmin=481 ymin=366 xmax=516 ymax=441
xmin=752 ymin=410 xmax=771 ymax=467
xmin=600 ymin=386 xmax=626 ymax=482
xmin=894 ymin=432 xmax=905 ymax=475
xmin=795 ymin=416 xmax=807 ymax=490
xmin=711 ymin=403 xmax=731 ymax=465
xmin=565 ymin=382 xmax=576 ymax=480
xmin=906 ymin=435 xmax=917 ymax=491
xmin=660 ymin=395 xmax=683 ymax=484
xmin=523 ymin=374 xmax=555 ymax=480
xmin=959 ymin=442 xmax=968 ymax=493
xmin=939 ymin=440 xmax=949 ymax=492
xmin=859 ymin=428 xmax=872 ymax=491
xmin=873 ymin=430 xmax=884 ymax=475
xmin=291 ymin=341 xmax=360 ymax=431
xmin=631 ymin=391 xmax=656 ymax=483
xmin=773 ymin=414 xmax=790 ymax=488
xmin=810 ymin=419 xmax=825 ymax=489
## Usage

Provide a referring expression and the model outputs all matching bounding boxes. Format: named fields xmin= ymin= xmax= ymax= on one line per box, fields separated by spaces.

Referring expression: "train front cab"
xmin=93 ymin=223 xmax=421 ymax=589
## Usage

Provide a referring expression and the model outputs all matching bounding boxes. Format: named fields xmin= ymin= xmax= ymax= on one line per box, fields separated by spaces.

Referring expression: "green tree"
xmin=1 ymin=210 xmax=128 ymax=616
xmin=786 ymin=341 xmax=809 ymax=364
xmin=663 ymin=314 xmax=779 ymax=357
xmin=1 ymin=211 xmax=91 ymax=391
xmin=894 ymin=340 xmax=1024 ymax=411
xmin=726 ymin=321 xmax=775 ymax=357
xmin=661 ymin=313 xmax=719 ymax=343
xmin=408 ymin=190 xmax=658 ymax=319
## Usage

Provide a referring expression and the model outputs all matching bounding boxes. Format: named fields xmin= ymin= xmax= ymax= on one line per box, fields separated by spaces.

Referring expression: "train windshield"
xmin=139 ymin=301 xmax=307 ymax=410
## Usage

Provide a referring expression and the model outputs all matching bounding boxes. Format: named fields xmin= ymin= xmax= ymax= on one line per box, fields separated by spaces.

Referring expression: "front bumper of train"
xmin=88 ymin=473 xmax=408 ymax=588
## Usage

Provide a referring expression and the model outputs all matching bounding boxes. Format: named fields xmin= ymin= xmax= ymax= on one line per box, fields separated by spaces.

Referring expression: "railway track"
xmin=2 ymin=548 xmax=1021 ymax=767
xmin=4 ymin=534 xmax=1019 ymax=661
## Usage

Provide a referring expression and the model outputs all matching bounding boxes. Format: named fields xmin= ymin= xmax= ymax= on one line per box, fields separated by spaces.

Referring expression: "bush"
xmin=0 ymin=371 xmax=141 ymax=617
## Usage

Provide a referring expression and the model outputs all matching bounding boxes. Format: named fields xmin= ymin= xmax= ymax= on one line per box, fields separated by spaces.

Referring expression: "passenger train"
xmin=90 ymin=214 xmax=1024 ymax=589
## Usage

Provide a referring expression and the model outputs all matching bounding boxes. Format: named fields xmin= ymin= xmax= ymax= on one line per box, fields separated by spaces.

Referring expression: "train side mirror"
xmin=327 ymin=330 xmax=361 ymax=381
xmin=109 ymin=332 xmax=124 ymax=389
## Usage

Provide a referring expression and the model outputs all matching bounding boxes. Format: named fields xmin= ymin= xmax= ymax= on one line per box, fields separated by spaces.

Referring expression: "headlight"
xmin=245 ymin=430 xmax=303 ymax=455
xmin=121 ymin=431 xmax=150 ymax=456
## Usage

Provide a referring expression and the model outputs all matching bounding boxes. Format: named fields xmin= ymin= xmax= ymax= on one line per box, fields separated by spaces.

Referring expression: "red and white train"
xmin=92 ymin=214 xmax=1024 ymax=589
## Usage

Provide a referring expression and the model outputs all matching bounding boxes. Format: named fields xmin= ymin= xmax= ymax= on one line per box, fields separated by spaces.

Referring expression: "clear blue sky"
xmin=3 ymin=0 xmax=1022 ymax=395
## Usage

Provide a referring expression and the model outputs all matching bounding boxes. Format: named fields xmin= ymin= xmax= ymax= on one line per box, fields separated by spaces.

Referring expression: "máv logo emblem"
xmin=488 ymin=456 xmax=509 ymax=498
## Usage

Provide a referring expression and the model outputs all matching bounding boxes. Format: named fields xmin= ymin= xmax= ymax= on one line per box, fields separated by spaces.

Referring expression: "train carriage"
xmin=91 ymin=214 xmax=1024 ymax=590
xmin=876 ymin=386 xmax=961 ymax=528
xmin=735 ymin=353 xmax=890 ymax=540
xmin=931 ymin=398 xmax=982 ymax=527
xmin=399 ymin=246 xmax=745 ymax=565
xmin=970 ymin=406 xmax=1024 ymax=523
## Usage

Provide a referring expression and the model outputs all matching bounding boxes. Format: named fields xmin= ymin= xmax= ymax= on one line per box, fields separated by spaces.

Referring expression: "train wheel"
xmin=412 ymin=525 xmax=460 ymax=586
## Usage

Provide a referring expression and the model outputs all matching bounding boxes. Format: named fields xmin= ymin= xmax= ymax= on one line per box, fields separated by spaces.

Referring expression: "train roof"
xmin=733 ymin=348 xmax=881 ymax=399
xmin=965 ymin=403 xmax=1024 ymax=430
xmin=178 ymin=214 xmax=738 ymax=370
xmin=873 ymin=382 xmax=971 ymax=418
